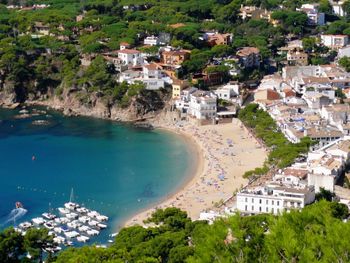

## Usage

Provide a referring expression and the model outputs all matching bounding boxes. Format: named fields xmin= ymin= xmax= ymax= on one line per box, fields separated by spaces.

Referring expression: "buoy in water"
xmin=32 ymin=155 xmax=36 ymax=161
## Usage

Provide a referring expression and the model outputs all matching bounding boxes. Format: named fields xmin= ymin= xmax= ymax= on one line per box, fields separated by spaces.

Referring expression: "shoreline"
xmin=114 ymin=126 xmax=204 ymax=231
xmin=123 ymin=119 xmax=268 ymax=227
xmin=0 ymin=102 xmax=267 ymax=229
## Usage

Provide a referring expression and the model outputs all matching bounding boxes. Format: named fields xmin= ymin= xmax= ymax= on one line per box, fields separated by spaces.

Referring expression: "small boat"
xmin=88 ymin=220 xmax=99 ymax=227
xmin=97 ymin=223 xmax=107 ymax=229
xmin=64 ymin=231 xmax=79 ymax=239
xmin=76 ymin=207 xmax=89 ymax=214
xmin=32 ymin=217 xmax=46 ymax=225
xmin=64 ymin=202 xmax=80 ymax=211
xmin=53 ymin=236 xmax=65 ymax=244
xmin=78 ymin=215 xmax=90 ymax=223
xmin=53 ymin=227 xmax=63 ymax=234
xmin=43 ymin=222 xmax=55 ymax=230
xmin=58 ymin=207 xmax=70 ymax=214
xmin=96 ymin=215 xmax=108 ymax=222
xmin=15 ymin=202 xmax=23 ymax=209
xmin=42 ymin=213 xmax=56 ymax=220
xmin=19 ymin=222 xmax=32 ymax=230
xmin=87 ymin=211 xmax=100 ymax=218
xmin=66 ymin=212 xmax=78 ymax=220
xmin=78 ymin=225 xmax=90 ymax=232
xmin=77 ymin=235 xmax=90 ymax=243
xmin=86 ymin=229 xmax=99 ymax=236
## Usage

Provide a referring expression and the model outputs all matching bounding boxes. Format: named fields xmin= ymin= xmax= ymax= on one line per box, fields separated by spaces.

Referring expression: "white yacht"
xmin=64 ymin=231 xmax=79 ymax=239
xmin=32 ymin=217 xmax=46 ymax=225
xmin=78 ymin=215 xmax=90 ymax=223
xmin=19 ymin=222 xmax=32 ymax=230
xmin=76 ymin=207 xmax=89 ymax=214
xmin=42 ymin=213 xmax=56 ymax=220
xmin=58 ymin=207 xmax=70 ymax=214
xmin=64 ymin=202 xmax=80 ymax=211
xmin=77 ymin=235 xmax=90 ymax=243
xmin=44 ymin=222 xmax=55 ymax=230
xmin=88 ymin=220 xmax=99 ymax=227
xmin=97 ymin=223 xmax=107 ymax=229
xmin=78 ymin=225 xmax=90 ymax=232
xmin=86 ymin=229 xmax=99 ymax=236
xmin=53 ymin=236 xmax=65 ymax=244
xmin=96 ymin=215 xmax=108 ymax=222
xmin=66 ymin=212 xmax=78 ymax=220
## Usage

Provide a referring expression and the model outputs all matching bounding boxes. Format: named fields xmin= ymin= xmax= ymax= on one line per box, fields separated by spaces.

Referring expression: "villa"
xmin=236 ymin=182 xmax=315 ymax=215
xmin=188 ymin=90 xmax=217 ymax=120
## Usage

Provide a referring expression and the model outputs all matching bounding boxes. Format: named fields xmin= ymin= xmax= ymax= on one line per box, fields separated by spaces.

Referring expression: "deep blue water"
xmin=0 ymin=107 xmax=193 ymax=245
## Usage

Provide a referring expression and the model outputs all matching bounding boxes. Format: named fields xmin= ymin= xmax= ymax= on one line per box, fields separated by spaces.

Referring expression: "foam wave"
xmin=3 ymin=208 xmax=28 ymax=225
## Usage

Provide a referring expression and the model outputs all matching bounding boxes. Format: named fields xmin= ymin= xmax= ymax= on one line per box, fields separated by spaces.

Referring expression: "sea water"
xmin=0 ymin=107 xmax=193 ymax=244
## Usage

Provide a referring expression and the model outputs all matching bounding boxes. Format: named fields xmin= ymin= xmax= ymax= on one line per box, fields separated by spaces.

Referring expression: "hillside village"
xmin=3 ymin=0 xmax=350 ymax=261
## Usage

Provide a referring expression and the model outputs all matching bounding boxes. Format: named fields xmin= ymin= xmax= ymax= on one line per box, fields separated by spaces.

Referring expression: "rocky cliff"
xmin=0 ymin=83 xmax=171 ymax=122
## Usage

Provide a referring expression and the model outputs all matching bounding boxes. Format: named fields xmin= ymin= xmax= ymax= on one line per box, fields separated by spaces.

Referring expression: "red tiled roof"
xmin=117 ymin=49 xmax=140 ymax=54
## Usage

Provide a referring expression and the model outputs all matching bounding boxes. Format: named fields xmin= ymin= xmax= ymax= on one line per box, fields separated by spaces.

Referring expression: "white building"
xmin=321 ymin=35 xmax=349 ymax=49
xmin=331 ymin=0 xmax=346 ymax=17
xmin=175 ymin=87 xmax=198 ymax=111
xmin=143 ymin=63 xmax=162 ymax=79
xmin=307 ymin=149 xmax=345 ymax=192
xmin=298 ymin=4 xmax=325 ymax=26
xmin=143 ymin=36 xmax=160 ymax=46
xmin=214 ymin=83 xmax=240 ymax=100
xmin=338 ymin=45 xmax=350 ymax=59
xmin=117 ymin=49 xmax=143 ymax=67
xmin=119 ymin=63 xmax=165 ymax=90
xmin=236 ymin=182 xmax=315 ymax=215
xmin=188 ymin=90 xmax=217 ymax=120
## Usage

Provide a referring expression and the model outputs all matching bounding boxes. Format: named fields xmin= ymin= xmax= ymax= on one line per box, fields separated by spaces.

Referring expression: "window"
xmin=272 ymin=200 xmax=274 ymax=205
xmin=252 ymin=198 xmax=254 ymax=203
xmin=245 ymin=197 xmax=248 ymax=202
xmin=277 ymin=201 xmax=280 ymax=206
xmin=271 ymin=208 xmax=274 ymax=213
xmin=245 ymin=205 xmax=247 ymax=211
xmin=266 ymin=207 xmax=268 ymax=212
xmin=252 ymin=206 xmax=254 ymax=211
xmin=266 ymin=200 xmax=268 ymax=205
xmin=259 ymin=207 xmax=262 ymax=212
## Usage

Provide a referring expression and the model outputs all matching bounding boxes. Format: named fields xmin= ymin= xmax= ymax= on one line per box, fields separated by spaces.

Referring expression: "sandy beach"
xmin=124 ymin=118 xmax=267 ymax=226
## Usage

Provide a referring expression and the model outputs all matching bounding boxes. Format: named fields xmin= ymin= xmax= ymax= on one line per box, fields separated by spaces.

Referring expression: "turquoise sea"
xmin=0 ymin=107 xmax=194 ymax=244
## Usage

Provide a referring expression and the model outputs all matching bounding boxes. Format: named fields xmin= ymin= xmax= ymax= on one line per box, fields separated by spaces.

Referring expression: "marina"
xmin=0 ymin=106 xmax=193 ymax=245
xmin=14 ymin=190 xmax=110 ymax=251
xmin=15 ymin=200 xmax=109 ymax=251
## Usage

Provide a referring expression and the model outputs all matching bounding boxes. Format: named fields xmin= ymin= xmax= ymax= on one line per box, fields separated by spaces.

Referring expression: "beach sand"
xmin=124 ymin=118 xmax=267 ymax=226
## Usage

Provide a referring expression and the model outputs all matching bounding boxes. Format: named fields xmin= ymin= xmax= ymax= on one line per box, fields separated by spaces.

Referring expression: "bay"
xmin=0 ymin=107 xmax=193 ymax=244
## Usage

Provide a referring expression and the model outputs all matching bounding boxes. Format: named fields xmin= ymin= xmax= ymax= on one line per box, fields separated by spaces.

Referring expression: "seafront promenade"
xmin=125 ymin=119 xmax=267 ymax=226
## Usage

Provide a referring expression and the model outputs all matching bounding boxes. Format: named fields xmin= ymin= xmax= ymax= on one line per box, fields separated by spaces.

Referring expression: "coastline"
xmin=1 ymin=101 xmax=267 ymax=228
xmin=123 ymin=118 xmax=268 ymax=227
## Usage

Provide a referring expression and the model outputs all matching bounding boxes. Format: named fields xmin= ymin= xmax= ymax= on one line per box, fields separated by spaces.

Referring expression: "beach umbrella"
xmin=218 ymin=174 xmax=225 ymax=181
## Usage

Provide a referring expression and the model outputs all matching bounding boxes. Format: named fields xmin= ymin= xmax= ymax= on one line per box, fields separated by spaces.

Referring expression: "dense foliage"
xmin=238 ymin=103 xmax=313 ymax=178
xmin=0 ymin=0 xmax=345 ymax=103
xmin=2 ymin=201 xmax=349 ymax=262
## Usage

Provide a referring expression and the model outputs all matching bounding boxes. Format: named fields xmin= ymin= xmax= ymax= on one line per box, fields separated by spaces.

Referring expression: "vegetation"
xmin=238 ymin=104 xmax=313 ymax=178
xmin=1 ymin=201 xmax=349 ymax=262
xmin=0 ymin=0 xmax=343 ymax=105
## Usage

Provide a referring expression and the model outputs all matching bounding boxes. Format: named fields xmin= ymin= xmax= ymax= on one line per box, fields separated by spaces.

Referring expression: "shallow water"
xmin=0 ymin=107 xmax=193 ymax=244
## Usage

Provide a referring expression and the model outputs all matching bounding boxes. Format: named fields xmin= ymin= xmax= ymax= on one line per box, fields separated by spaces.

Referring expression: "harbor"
xmin=13 ymin=190 xmax=114 ymax=252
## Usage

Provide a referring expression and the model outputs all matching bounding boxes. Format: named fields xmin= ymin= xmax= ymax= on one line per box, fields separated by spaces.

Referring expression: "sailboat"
xmin=64 ymin=188 xmax=80 ymax=211
xmin=42 ymin=203 xmax=57 ymax=220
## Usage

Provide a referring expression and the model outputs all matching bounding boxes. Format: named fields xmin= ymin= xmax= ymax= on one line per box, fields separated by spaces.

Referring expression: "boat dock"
xmin=14 ymin=201 xmax=109 ymax=252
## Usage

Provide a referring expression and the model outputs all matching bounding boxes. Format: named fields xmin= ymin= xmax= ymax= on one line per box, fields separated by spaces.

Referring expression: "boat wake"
xmin=2 ymin=208 xmax=28 ymax=225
